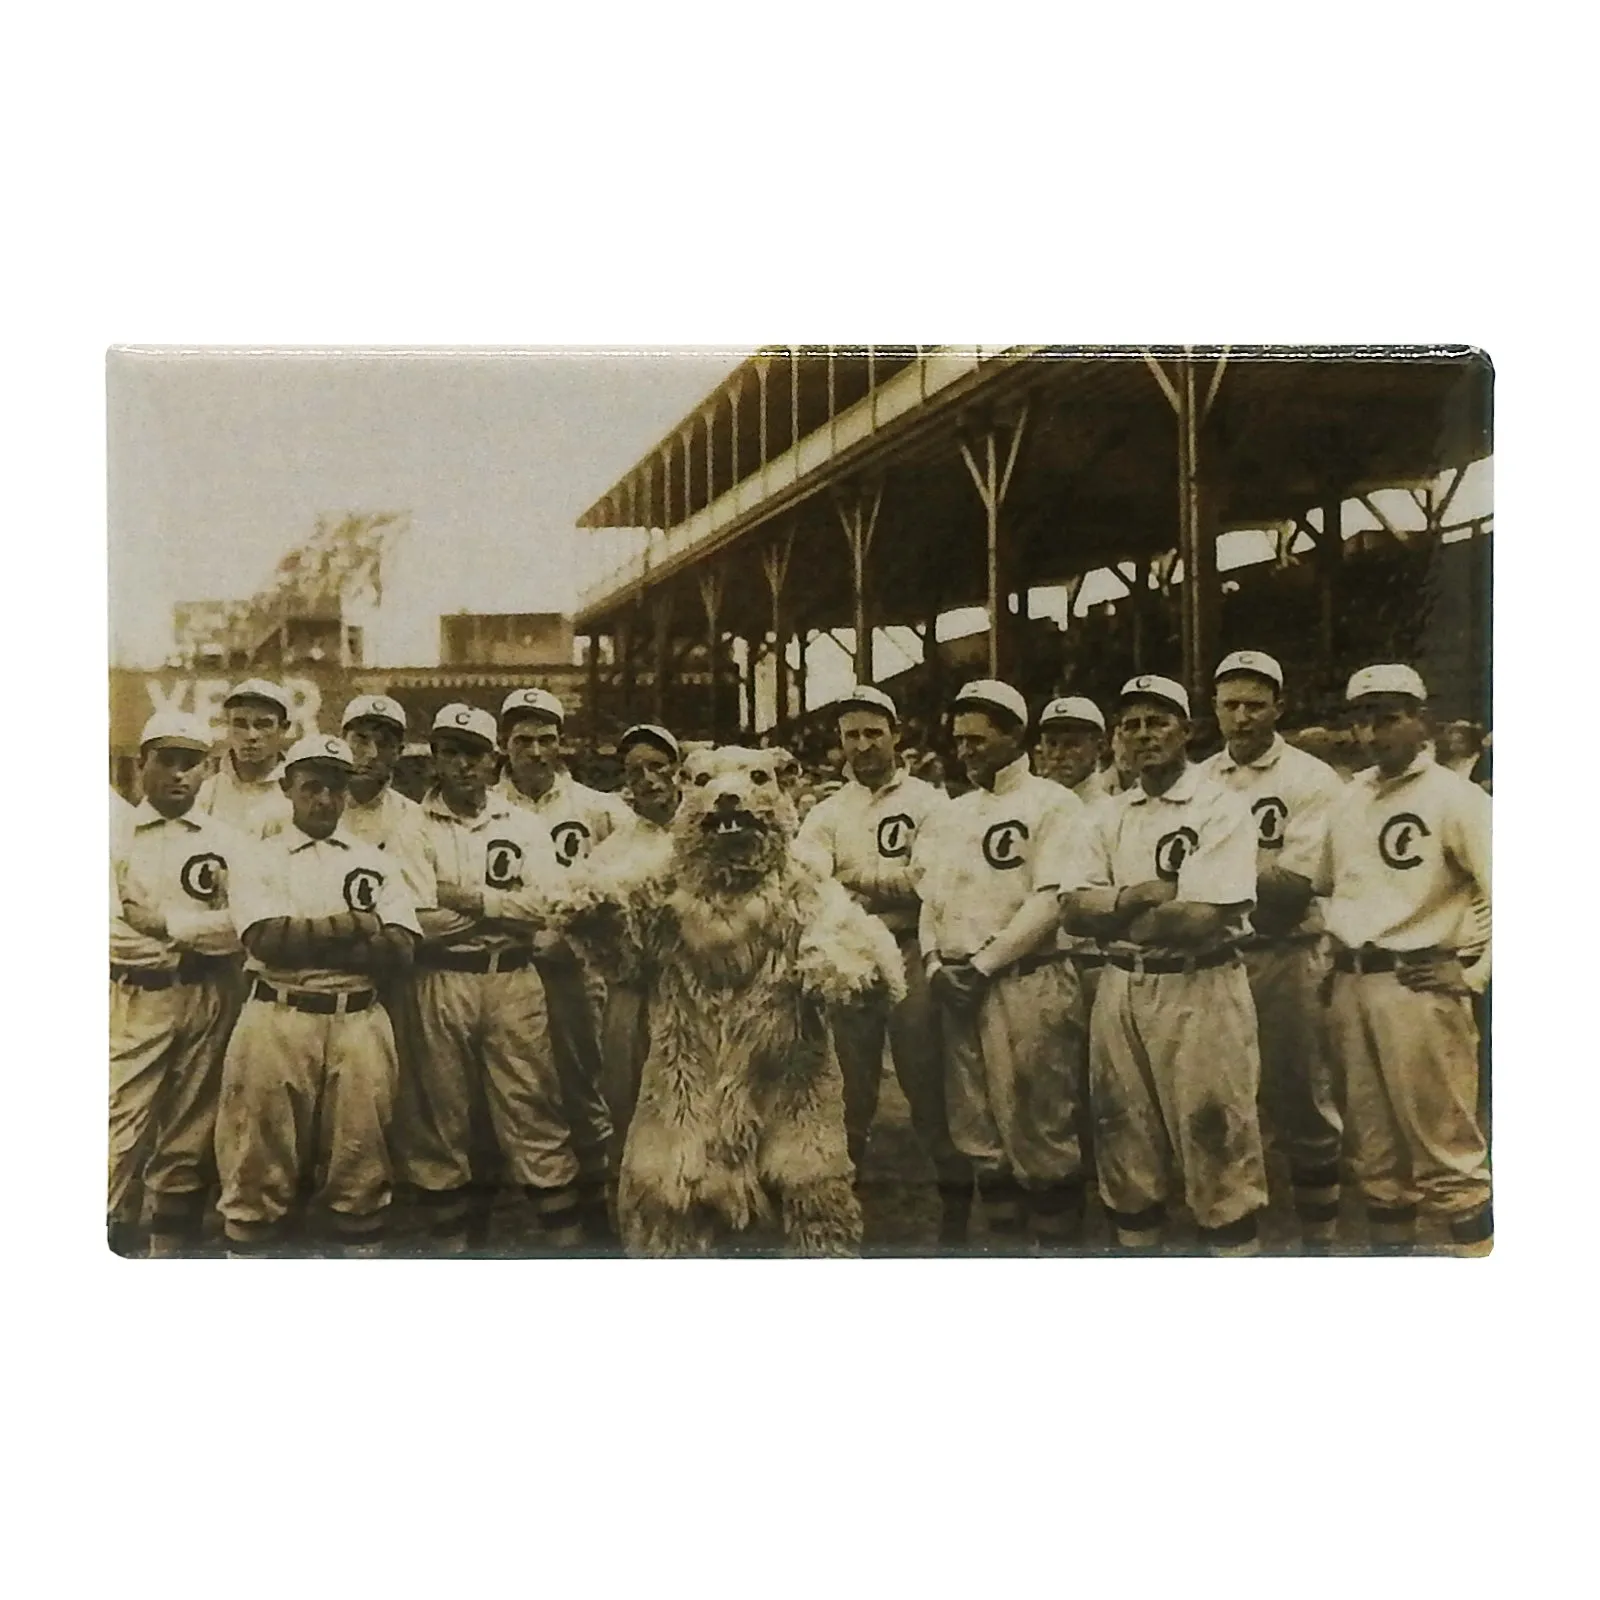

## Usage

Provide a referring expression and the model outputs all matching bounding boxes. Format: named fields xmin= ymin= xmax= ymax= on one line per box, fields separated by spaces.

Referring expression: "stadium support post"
xmin=586 ymin=630 xmax=602 ymax=742
xmin=1142 ymin=349 xmax=1228 ymax=706
xmin=698 ymin=569 xmax=725 ymax=742
xmin=1317 ymin=501 xmax=1344 ymax=683
xmin=957 ymin=402 xmax=1031 ymax=680
xmin=650 ymin=591 xmax=674 ymax=725
xmin=762 ymin=530 xmax=795 ymax=732
xmin=834 ymin=482 xmax=884 ymax=684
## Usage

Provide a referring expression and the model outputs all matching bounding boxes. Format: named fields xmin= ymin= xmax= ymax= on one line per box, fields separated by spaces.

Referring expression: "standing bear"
xmin=556 ymin=746 xmax=905 ymax=1256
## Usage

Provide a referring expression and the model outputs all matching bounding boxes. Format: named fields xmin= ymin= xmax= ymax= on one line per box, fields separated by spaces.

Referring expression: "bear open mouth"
xmin=702 ymin=809 xmax=761 ymax=837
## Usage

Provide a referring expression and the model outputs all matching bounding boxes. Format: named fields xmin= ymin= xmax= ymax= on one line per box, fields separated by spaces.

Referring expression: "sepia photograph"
xmin=107 ymin=344 xmax=1492 ymax=1261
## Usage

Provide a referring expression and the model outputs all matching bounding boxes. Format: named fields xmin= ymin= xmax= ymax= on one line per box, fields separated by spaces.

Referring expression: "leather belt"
xmin=111 ymin=954 xmax=231 ymax=990
xmin=1012 ymin=951 xmax=1069 ymax=977
xmin=1069 ymin=951 xmax=1107 ymax=970
xmin=1107 ymin=946 xmax=1238 ymax=976
xmin=1333 ymin=946 xmax=1473 ymax=975
xmin=419 ymin=945 xmax=536 ymax=975
xmin=1238 ymin=931 xmax=1322 ymax=951
xmin=250 ymin=980 xmax=376 ymax=1015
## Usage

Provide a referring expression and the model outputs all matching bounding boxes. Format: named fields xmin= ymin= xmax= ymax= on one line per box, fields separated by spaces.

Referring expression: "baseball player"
xmin=392 ymin=740 xmax=435 ymax=805
xmin=1037 ymin=695 xmax=1115 ymax=805
xmin=1318 ymin=665 xmax=1492 ymax=1255
xmin=215 ymin=734 xmax=420 ymax=1256
xmin=581 ymin=723 xmax=683 ymax=1160
xmin=913 ymin=679 xmax=1089 ymax=1251
xmin=496 ymin=686 xmax=625 ymax=1240
xmin=195 ymin=678 xmax=293 ymax=838
xmin=397 ymin=704 xmax=583 ymax=1252
xmin=109 ymin=711 xmax=247 ymax=1257
xmin=795 ymin=686 xmax=972 ymax=1243
xmin=1201 ymin=650 xmax=1346 ymax=1245
xmin=338 ymin=694 xmax=433 ymax=900
xmin=1056 ymin=674 xmax=1269 ymax=1255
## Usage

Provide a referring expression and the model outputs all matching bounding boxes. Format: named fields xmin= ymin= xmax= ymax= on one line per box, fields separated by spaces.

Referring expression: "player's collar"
xmin=132 ymin=798 xmax=200 ymax=829
xmin=1217 ymin=734 xmax=1285 ymax=773
xmin=1130 ymin=761 xmax=1202 ymax=805
xmin=502 ymin=772 xmax=567 ymax=808
xmin=846 ymin=764 xmax=906 ymax=798
xmin=991 ymin=756 xmax=1032 ymax=796
xmin=228 ymin=752 xmax=286 ymax=787
xmin=1362 ymin=747 xmax=1436 ymax=793
xmin=424 ymin=787 xmax=509 ymax=826
xmin=286 ymin=823 xmax=353 ymax=852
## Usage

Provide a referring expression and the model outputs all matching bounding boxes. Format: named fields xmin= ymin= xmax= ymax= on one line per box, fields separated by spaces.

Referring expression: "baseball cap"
xmin=952 ymin=678 xmax=1029 ymax=727
xmin=1346 ymin=663 xmax=1428 ymax=703
xmin=223 ymin=678 xmax=290 ymax=719
xmin=834 ymin=684 xmax=898 ymax=724
xmin=1214 ymin=649 xmax=1284 ymax=690
xmin=1039 ymin=695 xmax=1106 ymax=733
xmin=1118 ymin=674 xmax=1192 ymax=718
xmin=138 ymin=710 xmax=215 ymax=753
xmin=400 ymin=740 xmax=432 ymax=761
xmin=500 ymin=686 xmax=565 ymax=728
xmin=618 ymin=723 xmax=682 ymax=762
xmin=431 ymin=703 xmax=499 ymax=750
xmin=283 ymin=733 xmax=355 ymax=772
xmin=341 ymin=694 xmax=407 ymax=735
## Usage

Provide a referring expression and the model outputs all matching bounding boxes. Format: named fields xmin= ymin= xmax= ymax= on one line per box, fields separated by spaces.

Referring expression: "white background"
xmin=6 ymin=3 xmax=1589 ymax=1596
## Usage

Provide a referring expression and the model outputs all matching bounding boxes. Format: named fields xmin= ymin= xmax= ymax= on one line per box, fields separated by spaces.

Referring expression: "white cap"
xmin=1039 ymin=695 xmax=1106 ymax=733
xmin=618 ymin=723 xmax=681 ymax=762
xmin=834 ymin=684 xmax=898 ymax=724
xmin=223 ymin=678 xmax=290 ymax=718
xmin=341 ymin=694 xmax=407 ymax=734
xmin=283 ymin=733 xmax=355 ymax=771
xmin=431 ymin=703 xmax=499 ymax=749
xmin=139 ymin=710 xmax=214 ymax=753
xmin=952 ymin=678 xmax=1029 ymax=727
xmin=1119 ymin=674 xmax=1192 ymax=718
xmin=500 ymin=686 xmax=565 ymax=727
xmin=1346 ymin=663 xmax=1428 ymax=703
xmin=400 ymin=740 xmax=432 ymax=761
xmin=1214 ymin=649 xmax=1284 ymax=689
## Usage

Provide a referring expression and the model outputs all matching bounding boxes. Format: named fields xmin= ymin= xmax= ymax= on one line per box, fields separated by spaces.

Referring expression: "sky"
xmin=108 ymin=348 xmax=751 ymax=667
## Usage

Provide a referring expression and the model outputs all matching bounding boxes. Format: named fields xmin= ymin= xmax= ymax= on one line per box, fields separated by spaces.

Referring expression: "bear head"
xmin=673 ymin=745 xmax=798 ymax=890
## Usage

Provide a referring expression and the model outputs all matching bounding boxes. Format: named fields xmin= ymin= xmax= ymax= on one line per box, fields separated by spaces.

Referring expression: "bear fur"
xmin=555 ymin=746 xmax=905 ymax=1257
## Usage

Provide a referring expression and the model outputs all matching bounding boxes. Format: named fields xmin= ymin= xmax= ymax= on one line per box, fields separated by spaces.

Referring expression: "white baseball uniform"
xmin=216 ymin=823 xmax=420 ymax=1249
xmin=496 ymin=770 xmax=625 ymax=1184
xmin=797 ymin=768 xmax=966 ymax=1186
xmin=109 ymin=801 xmax=246 ymax=1249
xmin=398 ymin=790 xmax=583 ymax=1243
xmin=913 ymin=756 xmax=1088 ymax=1239
xmin=1055 ymin=763 xmax=1269 ymax=1245
xmin=1317 ymin=750 xmax=1492 ymax=1249
xmin=1201 ymin=734 xmax=1345 ymax=1234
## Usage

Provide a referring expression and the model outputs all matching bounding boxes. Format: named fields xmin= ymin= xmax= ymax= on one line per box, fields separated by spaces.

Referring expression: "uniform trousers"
xmin=536 ymin=944 xmax=615 ymax=1185
xmin=215 ymin=991 xmax=398 ymax=1246
xmin=1090 ymin=960 xmax=1269 ymax=1237
xmin=108 ymin=974 xmax=232 ymax=1234
xmin=831 ymin=929 xmax=969 ymax=1186
xmin=938 ymin=959 xmax=1086 ymax=1241
xmin=397 ymin=965 xmax=575 ymax=1195
xmin=1325 ymin=969 xmax=1490 ymax=1243
xmin=1242 ymin=938 xmax=1344 ymax=1224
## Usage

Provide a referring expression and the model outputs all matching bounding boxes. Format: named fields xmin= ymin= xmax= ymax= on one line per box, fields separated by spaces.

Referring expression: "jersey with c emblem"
xmin=912 ymin=760 xmax=1082 ymax=960
xmin=110 ymin=804 xmax=248 ymax=972
xmin=228 ymin=825 xmax=422 ymax=995
xmin=795 ymin=770 xmax=949 ymax=904
xmin=1321 ymin=753 xmax=1490 ymax=952
xmin=1050 ymin=763 xmax=1256 ymax=952
xmin=417 ymin=791 xmax=560 ymax=955
xmin=496 ymin=770 xmax=626 ymax=869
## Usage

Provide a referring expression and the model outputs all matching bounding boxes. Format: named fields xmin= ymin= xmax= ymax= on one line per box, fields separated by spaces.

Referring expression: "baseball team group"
xmin=108 ymin=648 xmax=1492 ymax=1259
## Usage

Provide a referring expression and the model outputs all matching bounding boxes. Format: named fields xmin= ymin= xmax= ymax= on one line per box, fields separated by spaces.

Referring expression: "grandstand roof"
xmin=571 ymin=347 xmax=1491 ymax=655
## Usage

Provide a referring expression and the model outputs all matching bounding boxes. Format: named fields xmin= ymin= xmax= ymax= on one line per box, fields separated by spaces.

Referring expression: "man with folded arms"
xmin=1057 ymin=674 xmax=1269 ymax=1255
